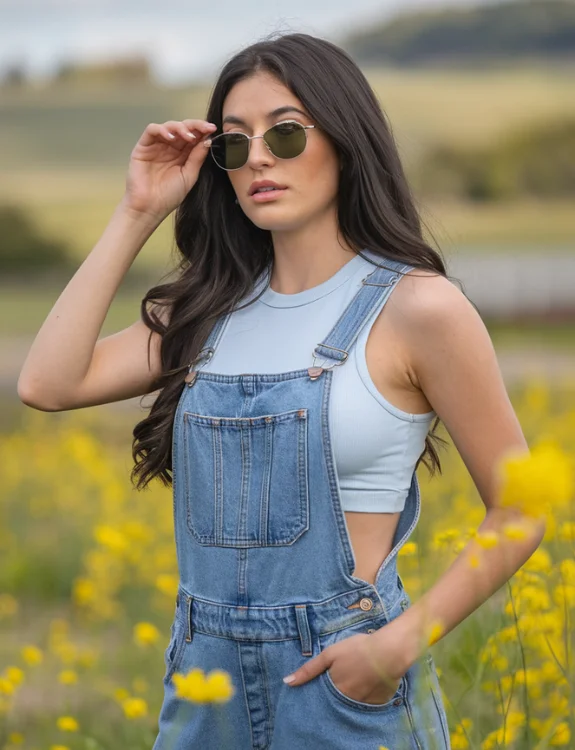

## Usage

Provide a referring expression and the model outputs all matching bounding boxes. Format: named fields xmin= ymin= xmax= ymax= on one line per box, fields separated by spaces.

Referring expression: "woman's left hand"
xmin=283 ymin=630 xmax=406 ymax=705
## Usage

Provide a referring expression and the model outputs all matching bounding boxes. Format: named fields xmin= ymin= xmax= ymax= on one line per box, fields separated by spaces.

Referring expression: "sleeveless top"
xmin=200 ymin=250 xmax=436 ymax=513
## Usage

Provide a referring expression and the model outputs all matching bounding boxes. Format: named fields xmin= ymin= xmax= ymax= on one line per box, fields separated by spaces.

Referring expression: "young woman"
xmin=19 ymin=32 xmax=541 ymax=750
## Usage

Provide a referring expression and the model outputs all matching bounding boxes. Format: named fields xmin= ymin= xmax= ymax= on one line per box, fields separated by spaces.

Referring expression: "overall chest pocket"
xmin=183 ymin=408 xmax=310 ymax=547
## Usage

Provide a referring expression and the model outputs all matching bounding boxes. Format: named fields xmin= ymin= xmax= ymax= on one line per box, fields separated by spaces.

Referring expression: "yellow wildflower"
xmin=21 ymin=645 xmax=43 ymax=666
xmin=122 ymin=697 xmax=148 ymax=719
xmin=3 ymin=666 xmax=25 ymax=686
xmin=496 ymin=439 xmax=573 ymax=518
xmin=398 ymin=542 xmax=417 ymax=556
xmin=476 ymin=530 xmax=499 ymax=549
xmin=133 ymin=622 xmax=160 ymax=647
xmin=8 ymin=732 xmax=24 ymax=744
xmin=0 ymin=678 xmax=15 ymax=696
xmin=172 ymin=667 xmax=235 ymax=703
xmin=427 ymin=620 xmax=445 ymax=646
xmin=58 ymin=670 xmax=78 ymax=685
xmin=56 ymin=716 xmax=79 ymax=732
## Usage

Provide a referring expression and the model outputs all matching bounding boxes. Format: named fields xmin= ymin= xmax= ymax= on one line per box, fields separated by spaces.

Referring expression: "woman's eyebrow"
xmin=222 ymin=106 xmax=308 ymax=126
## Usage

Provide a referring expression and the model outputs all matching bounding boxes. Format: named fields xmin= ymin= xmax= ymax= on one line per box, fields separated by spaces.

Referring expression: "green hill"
xmin=341 ymin=0 xmax=575 ymax=67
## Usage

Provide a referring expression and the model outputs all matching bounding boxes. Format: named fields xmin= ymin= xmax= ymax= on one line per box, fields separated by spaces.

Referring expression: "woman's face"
xmin=219 ymin=71 xmax=341 ymax=232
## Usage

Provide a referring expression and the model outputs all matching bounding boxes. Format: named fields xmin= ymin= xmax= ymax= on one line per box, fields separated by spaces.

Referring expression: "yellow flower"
xmin=56 ymin=716 xmax=79 ymax=732
xmin=469 ymin=551 xmax=481 ymax=568
xmin=496 ymin=439 xmax=573 ymax=518
xmin=427 ymin=620 xmax=445 ymax=646
xmin=121 ymin=697 xmax=148 ymax=719
xmin=172 ymin=667 xmax=235 ymax=703
xmin=476 ymin=531 xmax=499 ymax=549
xmin=3 ymin=666 xmax=25 ymax=686
xmin=503 ymin=523 xmax=529 ymax=541
xmin=0 ymin=678 xmax=15 ymax=696
xmin=50 ymin=746 xmax=70 ymax=750
xmin=398 ymin=542 xmax=417 ymax=556
xmin=21 ymin=645 xmax=43 ymax=666
xmin=94 ymin=525 xmax=128 ymax=553
xmin=8 ymin=732 xmax=24 ymax=744
xmin=156 ymin=574 xmax=179 ymax=597
xmin=204 ymin=669 xmax=235 ymax=702
xmin=58 ymin=670 xmax=78 ymax=685
xmin=432 ymin=529 xmax=460 ymax=550
xmin=113 ymin=687 xmax=131 ymax=702
xmin=133 ymin=622 xmax=160 ymax=647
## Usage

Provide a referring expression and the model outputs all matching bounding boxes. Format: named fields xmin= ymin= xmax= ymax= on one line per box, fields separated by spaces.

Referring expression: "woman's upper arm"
xmin=51 ymin=307 xmax=169 ymax=411
xmin=391 ymin=270 xmax=529 ymax=511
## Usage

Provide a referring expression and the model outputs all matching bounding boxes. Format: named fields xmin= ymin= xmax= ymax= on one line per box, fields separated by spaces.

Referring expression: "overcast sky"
xmin=1 ymin=0 xmax=494 ymax=84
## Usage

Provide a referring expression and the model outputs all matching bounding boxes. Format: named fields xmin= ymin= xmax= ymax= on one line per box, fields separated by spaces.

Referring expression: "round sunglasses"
xmin=209 ymin=119 xmax=316 ymax=171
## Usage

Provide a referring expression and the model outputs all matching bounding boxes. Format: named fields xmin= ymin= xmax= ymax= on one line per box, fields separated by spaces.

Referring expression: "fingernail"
xmin=283 ymin=674 xmax=296 ymax=684
xmin=203 ymin=139 xmax=212 ymax=147
xmin=187 ymin=131 xmax=196 ymax=138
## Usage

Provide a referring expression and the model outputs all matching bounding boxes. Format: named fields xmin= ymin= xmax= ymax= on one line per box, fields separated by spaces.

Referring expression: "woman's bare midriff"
xmin=344 ymin=272 xmax=433 ymax=602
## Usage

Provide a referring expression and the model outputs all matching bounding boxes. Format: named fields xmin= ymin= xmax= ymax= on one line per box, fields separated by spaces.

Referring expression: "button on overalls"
xmin=152 ymin=253 xmax=451 ymax=750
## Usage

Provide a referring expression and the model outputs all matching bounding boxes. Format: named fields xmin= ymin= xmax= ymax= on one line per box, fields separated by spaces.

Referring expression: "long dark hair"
xmin=131 ymin=31 xmax=455 ymax=491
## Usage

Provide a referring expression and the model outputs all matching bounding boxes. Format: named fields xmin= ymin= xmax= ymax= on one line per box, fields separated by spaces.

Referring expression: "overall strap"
xmin=312 ymin=250 xmax=415 ymax=369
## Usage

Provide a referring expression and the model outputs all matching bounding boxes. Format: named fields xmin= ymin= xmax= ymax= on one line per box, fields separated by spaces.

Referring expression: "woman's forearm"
xmin=377 ymin=507 xmax=547 ymax=672
xmin=17 ymin=197 xmax=163 ymax=409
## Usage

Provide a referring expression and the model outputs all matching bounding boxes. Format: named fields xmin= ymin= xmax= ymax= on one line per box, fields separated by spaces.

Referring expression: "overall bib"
xmin=152 ymin=254 xmax=451 ymax=750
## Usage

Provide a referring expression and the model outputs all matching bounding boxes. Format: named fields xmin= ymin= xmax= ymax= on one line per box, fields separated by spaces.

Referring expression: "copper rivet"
xmin=359 ymin=598 xmax=373 ymax=611
xmin=265 ymin=416 xmax=272 ymax=423
xmin=366 ymin=628 xmax=375 ymax=634
xmin=393 ymin=698 xmax=403 ymax=706
xmin=308 ymin=366 xmax=324 ymax=380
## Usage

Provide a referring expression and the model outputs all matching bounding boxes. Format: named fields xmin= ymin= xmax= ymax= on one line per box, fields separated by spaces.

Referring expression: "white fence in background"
xmin=445 ymin=252 xmax=575 ymax=318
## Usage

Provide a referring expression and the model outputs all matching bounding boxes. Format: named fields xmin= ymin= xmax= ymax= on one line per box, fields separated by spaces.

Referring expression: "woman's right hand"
xmin=123 ymin=119 xmax=218 ymax=221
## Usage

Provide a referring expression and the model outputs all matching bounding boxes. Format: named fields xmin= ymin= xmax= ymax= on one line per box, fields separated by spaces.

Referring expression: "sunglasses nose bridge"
xmin=245 ymin=133 xmax=274 ymax=166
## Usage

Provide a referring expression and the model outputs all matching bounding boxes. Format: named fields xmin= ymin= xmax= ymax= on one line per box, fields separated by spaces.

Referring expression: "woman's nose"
xmin=245 ymin=135 xmax=274 ymax=169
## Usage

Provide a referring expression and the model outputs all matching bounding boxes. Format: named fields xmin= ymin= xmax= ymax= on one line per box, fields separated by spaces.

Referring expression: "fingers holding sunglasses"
xmin=160 ymin=120 xmax=217 ymax=147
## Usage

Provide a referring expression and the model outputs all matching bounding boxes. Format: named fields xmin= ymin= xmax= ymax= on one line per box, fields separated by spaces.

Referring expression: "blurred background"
xmin=1 ymin=0 xmax=574 ymax=747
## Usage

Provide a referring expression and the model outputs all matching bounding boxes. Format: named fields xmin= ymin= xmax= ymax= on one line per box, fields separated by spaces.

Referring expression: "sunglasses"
xmin=209 ymin=119 xmax=316 ymax=171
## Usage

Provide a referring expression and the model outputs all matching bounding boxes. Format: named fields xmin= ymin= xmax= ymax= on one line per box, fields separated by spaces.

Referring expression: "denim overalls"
xmin=152 ymin=253 xmax=451 ymax=750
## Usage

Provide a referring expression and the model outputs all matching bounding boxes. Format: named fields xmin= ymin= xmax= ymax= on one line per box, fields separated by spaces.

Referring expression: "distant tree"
xmin=341 ymin=0 xmax=575 ymax=66
xmin=1 ymin=62 xmax=27 ymax=88
xmin=416 ymin=117 xmax=575 ymax=200
xmin=53 ymin=56 xmax=153 ymax=86
xmin=0 ymin=204 xmax=73 ymax=273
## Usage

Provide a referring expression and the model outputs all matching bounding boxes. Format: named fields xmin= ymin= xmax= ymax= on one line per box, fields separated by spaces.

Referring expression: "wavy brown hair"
xmin=131 ymin=31 xmax=459 ymax=491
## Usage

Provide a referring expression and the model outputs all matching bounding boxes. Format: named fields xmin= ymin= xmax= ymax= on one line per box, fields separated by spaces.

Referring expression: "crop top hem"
xmin=340 ymin=488 xmax=408 ymax=513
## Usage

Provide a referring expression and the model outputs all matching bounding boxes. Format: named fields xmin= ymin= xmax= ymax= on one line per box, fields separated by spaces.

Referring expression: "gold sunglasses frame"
xmin=209 ymin=119 xmax=316 ymax=171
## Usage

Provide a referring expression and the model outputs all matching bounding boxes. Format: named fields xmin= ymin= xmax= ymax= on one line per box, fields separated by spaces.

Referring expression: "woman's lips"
xmin=250 ymin=188 xmax=288 ymax=203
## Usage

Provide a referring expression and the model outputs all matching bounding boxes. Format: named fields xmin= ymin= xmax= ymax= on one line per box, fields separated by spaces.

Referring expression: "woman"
xmin=19 ymin=32 xmax=542 ymax=750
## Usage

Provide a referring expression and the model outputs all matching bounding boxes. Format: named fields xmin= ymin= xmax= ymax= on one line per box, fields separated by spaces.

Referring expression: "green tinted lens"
xmin=211 ymin=132 xmax=249 ymax=170
xmin=265 ymin=121 xmax=306 ymax=158
xmin=210 ymin=121 xmax=306 ymax=170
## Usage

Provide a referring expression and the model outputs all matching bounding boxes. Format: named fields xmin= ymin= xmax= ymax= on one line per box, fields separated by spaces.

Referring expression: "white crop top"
xmin=200 ymin=253 xmax=436 ymax=513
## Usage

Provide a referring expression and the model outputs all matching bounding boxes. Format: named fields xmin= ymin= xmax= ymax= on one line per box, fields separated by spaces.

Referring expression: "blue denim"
xmin=152 ymin=253 xmax=451 ymax=749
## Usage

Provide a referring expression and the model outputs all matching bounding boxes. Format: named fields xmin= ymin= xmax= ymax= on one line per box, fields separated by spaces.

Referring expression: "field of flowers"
xmin=0 ymin=374 xmax=573 ymax=750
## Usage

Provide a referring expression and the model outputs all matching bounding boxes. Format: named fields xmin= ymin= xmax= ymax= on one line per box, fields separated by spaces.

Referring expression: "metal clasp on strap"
xmin=184 ymin=347 xmax=214 ymax=387
xmin=361 ymin=274 xmax=398 ymax=287
xmin=308 ymin=344 xmax=349 ymax=380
